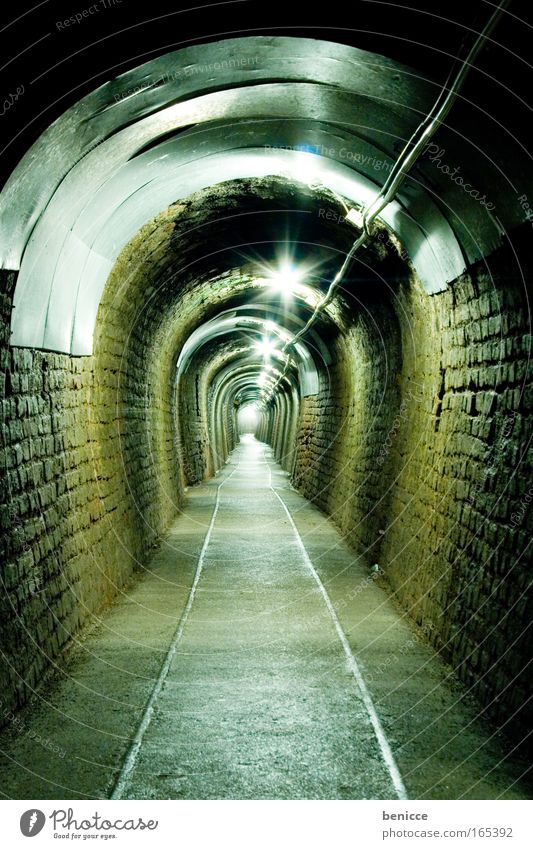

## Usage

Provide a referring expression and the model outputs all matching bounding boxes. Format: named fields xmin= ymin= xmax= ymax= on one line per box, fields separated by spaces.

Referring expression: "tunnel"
xmin=0 ymin=2 xmax=531 ymax=802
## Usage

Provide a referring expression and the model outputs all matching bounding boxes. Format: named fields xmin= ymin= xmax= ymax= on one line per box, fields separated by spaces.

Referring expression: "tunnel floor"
xmin=0 ymin=436 xmax=530 ymax=800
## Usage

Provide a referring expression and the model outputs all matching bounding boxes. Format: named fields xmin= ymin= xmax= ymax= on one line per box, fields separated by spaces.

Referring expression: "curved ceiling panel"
xmin=10 ymin=146 xmax=463 ymax=354
xmin=177 ymin=308 xmax=321 ymax=396
xmin=0 ymin=36 xmax=432 ymax=265
xmin=0 ymin=35 xmax=523 ymax=355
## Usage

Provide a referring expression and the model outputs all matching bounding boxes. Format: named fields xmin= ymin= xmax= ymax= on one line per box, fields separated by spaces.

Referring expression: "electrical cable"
xmin=261 ymin=0 xmax=510 ymax=406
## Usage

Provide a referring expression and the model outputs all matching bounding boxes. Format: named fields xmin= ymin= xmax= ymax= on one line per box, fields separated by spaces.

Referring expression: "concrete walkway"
xmin=0 ymin=437 xmax=530 ymax=799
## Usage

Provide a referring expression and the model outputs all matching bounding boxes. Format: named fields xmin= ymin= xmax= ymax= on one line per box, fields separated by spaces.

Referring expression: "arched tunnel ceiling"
xmin=1 ymin=35 xmax=528 ymax=356
xmin=215 ymin=359 xmax=297 ymax=409
xmin=87 ymin=174 xmax=397 ymax=406
xmin=13 ymin=145 xmax=461 ymax=355
xmin=176 ymin=305 xmax=330 ymax=396
xmin=182 ymin=334 xmax=298 ymax=416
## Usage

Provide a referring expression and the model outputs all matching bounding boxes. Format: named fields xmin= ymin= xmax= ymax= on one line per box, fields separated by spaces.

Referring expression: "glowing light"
xmin=255 ymin=336 xmax=279 ymax=359
xmin=261 ymin=320 xmax=293 ymax=345
xmin=238 ymin=403 xmax=260 ymax=434
xmin=255 ymin=261 xmax=320 ymax=308
xmin=282 ymin=151 xmax=323 ymax=188
xmin=267 ymin=262 xmax=305 ymax=299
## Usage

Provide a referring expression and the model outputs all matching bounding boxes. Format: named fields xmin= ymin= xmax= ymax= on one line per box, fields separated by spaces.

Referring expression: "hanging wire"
xmin=262 ymin=0 xmax=510 ymax=406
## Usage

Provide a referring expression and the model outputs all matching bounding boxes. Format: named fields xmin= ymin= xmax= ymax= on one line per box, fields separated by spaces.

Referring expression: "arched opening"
xmin=0 ymin=22 xmax=531 ymax=801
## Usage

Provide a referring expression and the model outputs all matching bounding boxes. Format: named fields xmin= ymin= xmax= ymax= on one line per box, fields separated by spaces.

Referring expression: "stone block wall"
xmin=281 ymin=226 xmax=532 ymax=744
xmin=292 ymin=287 xmax=403 ymax=557
xmin=381 ymin=232 xmax=532 ymax=743
xmin=0 ymin=257 xmax=183 ymax=721
xmin=178 ymin=339 xmax=250 ymax=484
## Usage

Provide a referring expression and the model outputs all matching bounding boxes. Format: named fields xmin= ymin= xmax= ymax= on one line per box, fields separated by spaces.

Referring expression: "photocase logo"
xmin=20 ymin=810 xmax=46 ymax=837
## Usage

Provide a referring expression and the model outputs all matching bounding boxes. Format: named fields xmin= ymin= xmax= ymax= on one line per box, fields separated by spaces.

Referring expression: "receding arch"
xmin=3 ymin=35 xmax=523 ymax=356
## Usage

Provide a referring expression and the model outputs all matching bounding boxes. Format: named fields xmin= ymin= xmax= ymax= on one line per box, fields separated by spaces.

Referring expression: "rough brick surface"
xmin=0 ymin=273 xmax=181 ymax=716
xmin=267 ymin=228 xmax=532 ymax=745
xmin=1 ymin=181 xmax=530 ymax=751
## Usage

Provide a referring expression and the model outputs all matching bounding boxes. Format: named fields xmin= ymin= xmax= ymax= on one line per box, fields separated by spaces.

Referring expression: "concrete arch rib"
xmin=177 ymin=310 xmax=321 ymax=398
xmin=11 ymin=147 xmax=463 ymax=355
xmin=0 ymin=35 xmax=512 ymax=356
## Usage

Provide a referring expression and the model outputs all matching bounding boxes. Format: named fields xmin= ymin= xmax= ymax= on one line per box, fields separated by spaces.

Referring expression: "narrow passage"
xmin=0 ymin=438 xmax=527 ymax=800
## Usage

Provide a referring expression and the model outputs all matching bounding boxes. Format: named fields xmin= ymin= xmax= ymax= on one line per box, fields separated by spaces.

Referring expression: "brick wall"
xmin=178 ymin=339 xmax=250 ymax=484
xmin=2 ymin=177 xmax=530 ymax=747
xmin=283 ymin=226 xmax=532 ymax=744
xmin=382 ymin=231 xmax=532 ymax=743
xmin=0 ymin=248 xmax=184 ymax=718
xmin=292 ymin=283 xmax=403 ymax=555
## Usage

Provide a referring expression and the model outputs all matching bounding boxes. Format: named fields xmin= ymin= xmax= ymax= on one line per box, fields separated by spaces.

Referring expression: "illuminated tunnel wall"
xmin=0 ymin=36 xmax=531 ymax=747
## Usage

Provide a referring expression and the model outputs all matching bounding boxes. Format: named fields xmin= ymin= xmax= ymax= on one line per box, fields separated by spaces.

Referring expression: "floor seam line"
xmin=109 ymin=463 xmax=237 ymax=799
xmin=267 ymin=455 xmax=408 ymax=801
